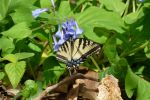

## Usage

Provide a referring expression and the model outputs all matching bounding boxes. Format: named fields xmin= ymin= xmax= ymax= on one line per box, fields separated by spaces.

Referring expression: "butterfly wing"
xmin=72 ymin=38 xmax=101 ymax=62
xmin=56 ymin=38 xmax=73 ymax=64
xmin=56 ymin=38 xmax=101 ymax=69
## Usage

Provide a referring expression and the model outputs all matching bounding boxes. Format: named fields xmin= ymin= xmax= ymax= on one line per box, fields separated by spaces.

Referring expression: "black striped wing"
xmin=56 ymin=38 xmax=100 ymax=69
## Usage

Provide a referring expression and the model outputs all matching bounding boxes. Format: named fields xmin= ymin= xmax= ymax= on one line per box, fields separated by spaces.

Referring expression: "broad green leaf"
xmin=21 ymin=80 xmax=38 ymax=98
xmin=0 ymin=72 xmax=5 ymax=80
xmin=0 ymin=0 xmax=11 ymax=19
xmin=3 ymin=54 xmax=17 ymax=63
xmin=15 ymin=52 xmax=35 ymax=60
xmin=43 ymin=56 xmax=65 ymax=85
xmin=136 ymin=78 xmax=150 ymax=100
xmin=5 ymin=61 xmax=26 ymax=88
xmin=58 ymin=1 xmax=73 ymax=19
xmin=2 ymin=22 xmax=32 ymax=40
xmin=100 ymin=0 xmax=125 ymax=15
xmin=103 ymin=36 xmax=119 ymax=64
xmin=123 ymin=9 xmax=144 ymax=24
xmin=83 ymin=25 xmax=108 ymax=44
xmin=76 ymin=7 xmax=125 ymax=34
xmin=0 ymin=37 xmax=14 ymax=56
xmin=125 ymin=67 xmax=150 ymax=99
xmin=40 ymin=0 xmax=51 ymax=8
xmin=2 ymin=53 xmax=34 ymax=62
xmin=10 ymin=7 xmax=34 ymax=25
xmin=125 ymin=67 xmax=139 ymax=98
xmin=28 ymin=42 xmax=42 ymax=52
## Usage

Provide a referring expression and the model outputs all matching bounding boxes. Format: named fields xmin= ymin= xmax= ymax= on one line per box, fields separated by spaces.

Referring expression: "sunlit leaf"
xmin=28 ymin=42 xmax=42 ymax=52
xmin=100 ymin=0 xmax=126 ymax=15
xmin=40 ymin=0 xmax=51 ymax=8
xmin=0 ymin=72 xmax=5 ymax=80
xmin=58 ymin=1 xmax=73 ymax=18
xmin=21 ymin=80 xmax=38 ymax=98
xmin=11 ymin=7 xmax=34 ymax=25
xmin=15 ymin=52 xmax=35 ymax=60
xmin=0 ymin=37 xmax=15 ymax=56
xmin=76 ymin=7 xmax=125 ymax=34
xmin=125 ymin=67 xmax=150 ymax=99
xmin=5 ymin=61 xmax=26 ymax=88
xmin=0 ymin=0 xmax=11 ymax=19
xmin=2 ymin=22 xmax=32 ymax=40
xmin=3 ymin=54 xmax=17 ymax=63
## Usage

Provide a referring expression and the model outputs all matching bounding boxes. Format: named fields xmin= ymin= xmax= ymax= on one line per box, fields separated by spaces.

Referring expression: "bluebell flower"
xmin=138 ymin=0 xmax=144 ymax=2
xmin=62 ymin=19 xmax=83 ymax=40
xmin=53 ymin=35 xmax=60 ymax=51
xmin=53 ymin=19 xmax=83 ymax=51
xmin=73 ymin=21 xmax=83 ymax=39
xmin=32 ymin=8 xmax=49 ymax=18
xmin=55 ymin=25 xmax=62 ymax=38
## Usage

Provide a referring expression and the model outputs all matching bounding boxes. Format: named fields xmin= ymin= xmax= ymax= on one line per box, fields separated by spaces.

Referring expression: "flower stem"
xmin=124 ymin=0 xmax=130 ymax=16
xmin=90 ymin=56 xmax=101 ymax=72
xmin=120 ymin=41 xmax=148 ymax=57
xmin=132 ymin=0 xmax=136 ymax=12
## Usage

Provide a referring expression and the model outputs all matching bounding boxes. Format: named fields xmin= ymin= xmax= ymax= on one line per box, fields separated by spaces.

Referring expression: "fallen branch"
xmin=35 ymin=73 xmax=98 ymax=100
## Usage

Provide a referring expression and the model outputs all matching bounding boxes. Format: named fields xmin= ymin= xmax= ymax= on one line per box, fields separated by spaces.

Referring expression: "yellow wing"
xmin=56 ymin=38 xmax=100 ymax=68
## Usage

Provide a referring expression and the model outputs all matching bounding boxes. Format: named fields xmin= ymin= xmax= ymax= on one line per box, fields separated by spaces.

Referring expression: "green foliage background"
xmin=0 ymin=0 xmax=150 ymax=99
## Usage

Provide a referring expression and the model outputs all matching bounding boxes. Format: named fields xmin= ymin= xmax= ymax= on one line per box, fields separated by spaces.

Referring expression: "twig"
xmin=35 ymin=73 xmax=98 ymax=100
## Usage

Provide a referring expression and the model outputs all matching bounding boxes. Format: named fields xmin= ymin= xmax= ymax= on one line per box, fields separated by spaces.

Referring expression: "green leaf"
xmin=100 ymin=0 xmax=125 ymax=15
xmin=0 ymin=72 xmax=5 ymax=80
xmin=10 ymin=7 xmax=34 ymax=25
xmin=76 ymin=7 xmax=125 ymax=34
xmin=83 ymin=25 xmax=108 ymax=44
xmin=5 ymin=61 xmax=26 ymax=88
xmin=144 ymin=44 xmax=150 ymax=58
xmin=21 ymin=80 xmax=38 ymax=98
xmin=125 ymin=67 xmax=139 ymax=98
xmin=2 ymin=22 xmax=32 ymax=40
xmin=43 ymin=56 xmax=65 ymax=85
xmin=125 ymin=67 xmax=150 ymax=99
xmin=123 ymin=6 xmax=144 ymax=24
xmin=2 ymin=52 xmax=34 ymax=63
xmin=3 ymin=54 xmax=18 ymax=63
xmin=103 ymin=36 xmax=119 ymax=64
xmin=0 ymin=37 xmax=15 ymax=56
xmin=100 ymin=58 xmax=128 ymax=81
xmin=28 ymin=42 xmax=42 ymax=52
xmin=40 ymin=0 xmax=51 ymax=8
xmin=136 ymin=79 xmax=150 ymax=100
xmin=0 ymin=0 xmax=11 ymax=19
xmin=58 ymin=1 xmax=73 ymax=18
xmin=15 ymin=52 xmax=35 ymax=60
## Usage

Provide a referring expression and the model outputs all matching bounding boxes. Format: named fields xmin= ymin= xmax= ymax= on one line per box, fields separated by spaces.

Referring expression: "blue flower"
xmin=53 ymin=19 xmax=83 ymax=51
xmin=32 ymin=8 xmax=49 ymax=18
xmin=61 ymin=19 xmax=83 ymax=40
xmin=138 ymin=0 xmax=144 ymax=2
xmin=53 ymin=35 xmax=60 ymax=51
xmin=73 ymin=21 xmax=83 ymax=39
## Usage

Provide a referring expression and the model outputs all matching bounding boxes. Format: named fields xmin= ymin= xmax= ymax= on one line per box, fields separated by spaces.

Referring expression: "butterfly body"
xmin=56 ymin=38 xmax=100 ymax=69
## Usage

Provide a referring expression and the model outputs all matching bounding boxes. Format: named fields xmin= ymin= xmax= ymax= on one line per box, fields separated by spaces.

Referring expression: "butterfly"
xmin=56 ymin=38 xmax=100 ymax=71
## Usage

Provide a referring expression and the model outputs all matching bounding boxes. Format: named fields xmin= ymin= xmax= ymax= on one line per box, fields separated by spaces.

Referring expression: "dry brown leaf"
xmin=67 ymin=80 xmax=80 ymax=100
xmin=79 ymin=71 xmax=99 ymax=100
xmin=96 ymin=75 xmax=123 ymax=100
